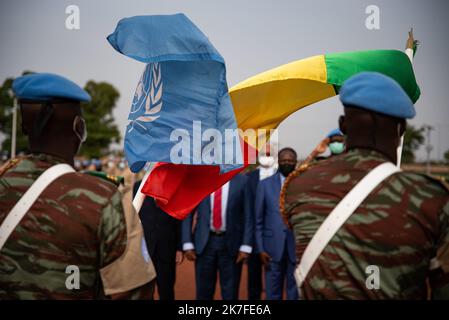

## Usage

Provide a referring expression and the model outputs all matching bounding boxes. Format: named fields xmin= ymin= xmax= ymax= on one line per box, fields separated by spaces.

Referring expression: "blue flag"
xmin=107 ymin=14 xmax=242 ymax=173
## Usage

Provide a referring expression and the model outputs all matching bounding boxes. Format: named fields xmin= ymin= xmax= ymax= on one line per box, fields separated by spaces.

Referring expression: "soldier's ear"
xmin=339 ymin=115 xmax=346 ymax=134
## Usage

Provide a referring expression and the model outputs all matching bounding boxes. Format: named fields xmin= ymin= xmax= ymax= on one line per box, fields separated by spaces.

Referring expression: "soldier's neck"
xmin=346 ymin=143 xmax=397 ymax=164
xmin=30 ymin=147 xmax=75 ymax=167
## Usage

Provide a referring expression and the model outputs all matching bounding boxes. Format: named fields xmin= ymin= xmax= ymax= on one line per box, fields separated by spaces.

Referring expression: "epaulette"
xmin=0 ymin=158 xmax=23 ymax=177
xmin=83 ymin=170 xmax=125 ymax=187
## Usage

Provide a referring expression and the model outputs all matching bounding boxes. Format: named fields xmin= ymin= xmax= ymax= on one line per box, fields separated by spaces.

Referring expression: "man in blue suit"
xmin=256 ymin=147 xmax=298 ymax=300
xmin=182 ymin=174 xmax=253 ymax=300
xmin=246 ymin=148 xmax=277 ymax=300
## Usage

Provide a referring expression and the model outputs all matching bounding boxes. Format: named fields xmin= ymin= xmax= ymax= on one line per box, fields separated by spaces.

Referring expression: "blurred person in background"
xmin=245 ymin=144 xmax=276 ymax=300
xmin=303 ymin=128 xmax=345 ymax=164
xmin=256 ymin=147 xmax=299 ymax=300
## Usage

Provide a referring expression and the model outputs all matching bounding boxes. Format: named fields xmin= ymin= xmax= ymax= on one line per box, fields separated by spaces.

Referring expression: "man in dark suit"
xmin=246 ymin=150 xmax=276 ymax=300
xmin=256 ymin=148 xmax=298 ymax=300
xmin=133 ymin=181 xmax=184 ymax=300
xmin=182 ymin=174 xmax=252 ymax=300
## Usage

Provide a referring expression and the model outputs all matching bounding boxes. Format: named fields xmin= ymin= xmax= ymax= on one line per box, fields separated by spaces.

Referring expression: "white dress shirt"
xmin=183 ymin=181 xmax=252 ymax=254
xmin=259 ymin=166 xmax=275 ymax=181
xmin=280 ymin=173 xmax=286 ymax=185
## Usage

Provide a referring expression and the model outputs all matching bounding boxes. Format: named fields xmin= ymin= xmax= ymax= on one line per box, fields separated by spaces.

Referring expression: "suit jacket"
xmin=246 ymin=169 xmax=261 ymax=254
xmin=255 ymin=172 xmax=296 ymax=263
xmin=181 ymin=174 xmax=252 ymax=256
xmin=133 ymin=181 xmax=181 ymax=263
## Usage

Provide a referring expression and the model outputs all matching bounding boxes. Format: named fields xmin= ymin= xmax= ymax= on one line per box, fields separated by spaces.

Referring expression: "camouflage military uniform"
xmin=0 ymin=153 xmax=155 ymax=299
xmin=283 ymin=148 xmax=449 ymax=299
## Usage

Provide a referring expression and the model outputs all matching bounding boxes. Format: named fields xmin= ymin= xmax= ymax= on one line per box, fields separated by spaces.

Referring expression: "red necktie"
xmin=212 ymin=187 xmax=222 ymax=230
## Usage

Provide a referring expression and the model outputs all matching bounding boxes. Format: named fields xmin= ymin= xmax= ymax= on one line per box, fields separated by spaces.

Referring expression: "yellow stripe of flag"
xmin=229 ymin=55 xmax=336 ymax=149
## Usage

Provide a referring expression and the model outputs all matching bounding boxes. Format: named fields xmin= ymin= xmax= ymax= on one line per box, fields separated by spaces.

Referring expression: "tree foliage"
xmin=444 ymin=150 xmax=449 ymax=164
xmin=79 ymin=80 xmax=121 ymax=158
xmin=0 ymin=75 xmax=29 ymax=153
xmin=402 ymin=125 xmax=425 ymax=163
xmin=0 ymin=74 xmax=121 ymax=159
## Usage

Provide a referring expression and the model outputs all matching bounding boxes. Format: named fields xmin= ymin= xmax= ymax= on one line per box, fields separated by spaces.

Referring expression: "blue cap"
xmin=326 ymin=128 xmax=343 ymax=138
xmin=339 ymin=72 xmax=415 ymax=119
xmin=12 ymin=73 xmax=91 ymax=102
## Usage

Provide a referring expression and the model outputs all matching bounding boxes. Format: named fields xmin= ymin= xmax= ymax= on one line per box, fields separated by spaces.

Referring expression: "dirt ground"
xmin=153 ymin=259 xmax=255 ymax=300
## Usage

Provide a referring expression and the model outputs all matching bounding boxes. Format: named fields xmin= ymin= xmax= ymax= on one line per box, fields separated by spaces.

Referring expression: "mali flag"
xmin=231 ymin=50 xmax=419 ymax=134
xmin=144 ymin=49 xmax=420 ymax=219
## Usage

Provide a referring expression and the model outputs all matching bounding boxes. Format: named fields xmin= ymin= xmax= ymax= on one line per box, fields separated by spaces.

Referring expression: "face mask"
xmin=258 ymin=155 xmax=275 ymax=168
xmin=278 ymin=164 xmax=296 ymax=177
xmin=329 ymin=142 xmax=345 ymax=155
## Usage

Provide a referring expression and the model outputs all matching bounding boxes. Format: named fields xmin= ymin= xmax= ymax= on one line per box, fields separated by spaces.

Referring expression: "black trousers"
xmin=134 ymin=186 xmax=181 ymax=300
xmin=247 ymin=252 xmax=263 ymax=300
xmin=152 ymin=244 xmax=177 ymax=300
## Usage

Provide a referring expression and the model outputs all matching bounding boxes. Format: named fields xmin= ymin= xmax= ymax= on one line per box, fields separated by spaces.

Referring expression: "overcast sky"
xmin=1 ymin=0 xmax=448 ymax=161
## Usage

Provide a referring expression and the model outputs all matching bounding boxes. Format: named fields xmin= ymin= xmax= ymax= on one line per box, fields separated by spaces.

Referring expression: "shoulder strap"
xmin=295 ymin=162 xmax=400 ymax=289
xmin=0 ymin=158 xmax=22 ymax=177
xmin=0 ymin=163 xmax=75 ymax=251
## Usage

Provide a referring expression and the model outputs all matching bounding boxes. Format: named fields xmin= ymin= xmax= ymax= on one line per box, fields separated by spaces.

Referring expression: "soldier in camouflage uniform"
xmin=0 ymin=73 xmax=156 ymax=299
xmin=282 ymin=72 xmax=449 ymax=299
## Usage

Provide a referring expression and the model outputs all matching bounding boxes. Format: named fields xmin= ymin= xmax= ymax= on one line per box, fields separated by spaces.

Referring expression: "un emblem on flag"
xmin=128 ymin=63 xmax=163 ymax=133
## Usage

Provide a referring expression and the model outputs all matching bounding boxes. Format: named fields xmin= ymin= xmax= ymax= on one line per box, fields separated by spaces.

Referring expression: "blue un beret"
xmin=12 ymin=73 xmax=91 ymax=102
xmin=339 ymin=72 xmax=415 ymax=119
xmin=326 ymin=128 xmax=344 ymax=138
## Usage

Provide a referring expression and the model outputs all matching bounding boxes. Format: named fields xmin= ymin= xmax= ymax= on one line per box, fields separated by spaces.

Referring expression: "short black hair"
xmin=278 ymin=147 xmax=297 ymax=159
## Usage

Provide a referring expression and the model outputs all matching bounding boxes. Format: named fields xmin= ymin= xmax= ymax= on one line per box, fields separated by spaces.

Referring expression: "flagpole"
xmin=132 ymin=162 xmax=155 ymax=213
xmin=397 ymin=28 xmax=416 ymax=168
